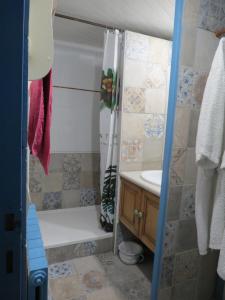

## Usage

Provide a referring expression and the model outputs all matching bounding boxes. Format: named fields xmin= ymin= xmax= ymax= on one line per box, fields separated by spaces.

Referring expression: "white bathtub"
xmin=38 ymin=205 xmax=113 ymax=249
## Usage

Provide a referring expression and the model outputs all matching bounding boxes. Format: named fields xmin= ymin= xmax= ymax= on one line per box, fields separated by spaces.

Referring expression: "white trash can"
xmin=118 ymin=241 xmax=144 ymax=265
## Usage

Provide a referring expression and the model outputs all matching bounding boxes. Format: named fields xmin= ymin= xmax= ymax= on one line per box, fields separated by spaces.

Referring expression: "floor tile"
xmin=49 ymin=260 xmax=76 ymax=279
xmin=49 ymin=252 xmax=151 ymax=300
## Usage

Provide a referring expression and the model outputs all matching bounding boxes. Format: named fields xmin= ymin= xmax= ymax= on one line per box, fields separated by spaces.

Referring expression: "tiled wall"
xmin=120 ymin=31 xmax=172 ymax=172
xmin=46 ymin=237 xmax=113 ymax=264
xmin=29 ymin=39 xmax=103 ymax=212
xmin=198 ymin=0 xmax=225 ymax=32
xmin=158 ymin=1 xmax=221 ymax=299
xmin=29 ymin=153 xmax=100 ymax=211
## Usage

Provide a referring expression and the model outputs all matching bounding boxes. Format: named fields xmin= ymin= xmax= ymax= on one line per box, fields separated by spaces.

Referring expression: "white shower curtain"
xmin=99 ymin=30 xmax=121 ymax=232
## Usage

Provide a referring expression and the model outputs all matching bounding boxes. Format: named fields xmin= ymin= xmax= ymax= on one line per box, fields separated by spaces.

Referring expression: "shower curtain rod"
xmin=53 ymin=85 xmax=101 ymax=93
xmin=55 ymin=12 xmax=122 ymax=31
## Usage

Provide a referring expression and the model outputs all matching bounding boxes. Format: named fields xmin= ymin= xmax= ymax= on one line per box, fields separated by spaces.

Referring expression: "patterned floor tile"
xmin=49 ymin=252 xmax=152 ymax=300
xmin=49 ymin=261 xmax=76 ymax=279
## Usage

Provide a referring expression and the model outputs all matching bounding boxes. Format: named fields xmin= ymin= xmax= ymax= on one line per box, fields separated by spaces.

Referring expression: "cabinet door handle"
xmin=138 ymin=212 xmax=144 ymax=219
xmin=134 ymin=209 xmax=139 ymax=216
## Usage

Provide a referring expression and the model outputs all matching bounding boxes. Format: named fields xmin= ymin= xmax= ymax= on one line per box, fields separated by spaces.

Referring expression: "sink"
xmin=141 ymin=170 xmax=162 ymax=186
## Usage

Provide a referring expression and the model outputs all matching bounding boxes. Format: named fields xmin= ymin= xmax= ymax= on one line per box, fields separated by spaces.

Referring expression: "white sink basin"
xmin=141 ymin=170 xmax=162 ymax=186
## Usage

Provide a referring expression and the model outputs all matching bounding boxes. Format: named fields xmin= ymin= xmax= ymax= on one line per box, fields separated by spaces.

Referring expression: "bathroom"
xmin=2 ymin=0 xmax=225 ymax=299
xmin=29 ymin=3 xmax=171 ymax=298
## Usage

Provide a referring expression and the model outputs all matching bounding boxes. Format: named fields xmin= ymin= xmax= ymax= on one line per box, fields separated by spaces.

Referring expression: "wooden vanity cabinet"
xmin=119 ymin=179 xmax=142 ymax=237
xmin=119 ymin=178 xmax=159 ymax=252
xmin=139 ymin=191 xmax=159 ymax=251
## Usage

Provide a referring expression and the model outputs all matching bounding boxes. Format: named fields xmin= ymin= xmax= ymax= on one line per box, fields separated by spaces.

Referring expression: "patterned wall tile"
xmin=30 ymin=176 xmax=42 ymax=193
xmin=171 ymin=279 xmax=197 ymax=300
xmin=144 ymin=63 xmax=167 ymax=89
xmin=29 ymin=155 xmax=45 ymax=175
xmin=73 ymin=241 xmax=97 ymax=257
xmin=49 ymin=153 xmax=64 ymax=173
xmin=80 ymin=188 xmax=97 ymax=206
xmin=81 ymin=153 xmax=100 ymax=172
xmin=160 ymin=256 xmax=175 ymax=288
xmin=80 ymin=171 xmax=100 ymax=190
xmin=144 ymin=113 xmax=165 ymax=139
xmin=173 ymin=250 xmax=200 ymax=284
xmin=29 ymin=157 xmax=45 ymax=201
xmin=173 ymin=107 xmax=191 ymax=148
xmin=42 ymin=172 xmax=63 ymax=193
xmin=43 ymin=191 xmax=62 ymax=210
xmin=176 ymin=220 xmax=198 ymax=252
xmin=121 ymin=139 xmax=144 ymax=162
xmin=63 ymin=154 xmax=81 ymax=190
xmin=177 ymin=66 xmax=195 ymax=106
xmin=119 ymin=161 xmax=143 ymax=172
xmin=143 ymin=138 xmax=164 ymax=163
xmin=177 ymin=66 xmax=207 ymax=107
xmin=148 ymin=38 xmax=172 ymax=67
xmin=123 ymin=59 xmax=147 ymax=88
xmin=30 ymin=153 xmax=100 ymax=210
xmin=62 ymin=190 xmax=81 ymax=208
xmin=145 ymin=88 xmax=167 ymax=114
xmin=123 ymin=87 xmax=145 ymax=113
xmin=163 ymin=221 xmax=178 ymax=257
xmin=157 ymin=0 xmax=220 ymax=296
xmin=121 ymin=113 xmax=145 ymax=141
xmin=120 ymin=32 xmax=170 ymax=178
xmin=158 ymin=287 xmax=172 ymax=300
xmin=49 ymin=261 xmax=76 ymax=279
xmin=47 ymin=238 xmax=113 ymax=264
xmin=180 ymin=185 xmax=196 ymax=220
xmin=198 ymin=0 xmax=225 ymax=32
xmin=167 ymin=186 xmax=182 ymax=221
xmin=142 ymin=160 xmax=162 ymax=171
xmin=125 ymin=31 xmax=150 ymax=62
xmin=170 ymin=148 xmax=187 ymax=186
xmin=184 ymin=148 xmax=197 ymax=185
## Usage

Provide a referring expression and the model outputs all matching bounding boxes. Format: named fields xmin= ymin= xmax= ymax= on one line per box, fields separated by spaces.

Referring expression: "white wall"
xmin=51 ymin=40 xmax=103 ymax=153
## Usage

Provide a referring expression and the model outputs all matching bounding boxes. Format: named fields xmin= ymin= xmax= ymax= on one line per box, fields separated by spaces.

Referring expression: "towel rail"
xmin=53 ymin=85 xmax=101 ymax=93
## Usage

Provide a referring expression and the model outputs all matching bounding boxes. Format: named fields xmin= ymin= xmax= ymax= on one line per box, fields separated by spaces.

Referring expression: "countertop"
xmin=120 ymin=171 xmax=161 ymax=197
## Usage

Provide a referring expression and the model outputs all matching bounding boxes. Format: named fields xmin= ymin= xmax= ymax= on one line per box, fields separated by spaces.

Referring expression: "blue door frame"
xmin=0 ymin=1 xmax=29 ymax=299
xmin=151 ymin=1 xmax=184 ymax=299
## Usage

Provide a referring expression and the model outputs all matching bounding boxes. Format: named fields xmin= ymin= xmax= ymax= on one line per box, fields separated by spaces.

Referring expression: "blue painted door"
xmin=0 ymin=1 xmax=29 ymax=299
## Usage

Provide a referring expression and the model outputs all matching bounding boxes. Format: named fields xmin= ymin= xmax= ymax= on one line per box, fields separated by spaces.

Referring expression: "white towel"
xmin=195 ymin=38 xmax=225 ymax=278
xmin=209 ymin=169 xmax=225 ymax=250
xmin=195 ymin=167 xmax=215 ymax=255
xmin=196 ymin=38 xmax=225 ymax=168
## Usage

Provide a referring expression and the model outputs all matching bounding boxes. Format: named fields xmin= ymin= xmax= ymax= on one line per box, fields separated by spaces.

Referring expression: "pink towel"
xmin=28 ymin=70 xmax=53 ymax=175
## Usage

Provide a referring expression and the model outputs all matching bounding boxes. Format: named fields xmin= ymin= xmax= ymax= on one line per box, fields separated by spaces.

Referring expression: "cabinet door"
xmin=119 ymin=179 xmax=142 ymax=237
xmin=139 ymin=191 xmax=159 ymax=252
